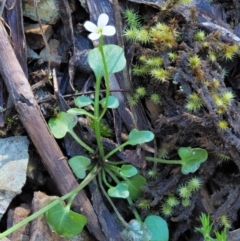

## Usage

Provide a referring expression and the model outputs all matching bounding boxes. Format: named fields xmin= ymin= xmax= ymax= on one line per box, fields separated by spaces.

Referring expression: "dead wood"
xmin=0 ymin=20 xmax=106 ymax=240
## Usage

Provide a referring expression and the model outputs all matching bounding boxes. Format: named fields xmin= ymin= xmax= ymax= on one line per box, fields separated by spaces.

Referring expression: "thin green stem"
xmin=104 ymin=142 xmax=129 ymax=160
xmin=146 ymin=157 xmax=181 ymax=165
xmin=98 ymin=174 xmax=130 ymax=229
xmin=105 ymin=169 xmax=142 ymax=223
xmin=93 ymin=74 xmax=105 ymax=159
xmin=126 ymin=197 xmax=142 ymax=223
xmin=0 ymin=165 xmax=100 ymax=239
xmin=102 ymin=169 xmax=112 ymax=188
xmin=98 ymin=37 xmax=110 ymax=121
xmin=104 ymin=160 xmax=125 ymax=165
xmin=69 ymin=130 xmax=94 ymax=154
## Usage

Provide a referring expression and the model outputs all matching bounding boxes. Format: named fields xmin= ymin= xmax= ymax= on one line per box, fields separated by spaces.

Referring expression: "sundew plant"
xmin=0 ymin=13 xmax=208 ymax=241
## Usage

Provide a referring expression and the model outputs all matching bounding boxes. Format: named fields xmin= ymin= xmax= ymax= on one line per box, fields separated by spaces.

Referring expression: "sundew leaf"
xmin=144 ymin=215 xmax=169 ymax=241
xmin=74 ymin=96 xmax=93 ymax=108
xmin=178 ymin=147 xmax=208 ymax=174
xmin=68 ymin=156 xmax=91 ymax=179
xmin=48 ymin=112 xmax=78 ymax=139
xmin=124 ymin=174 xmax=146 ymax=200
xmin=88 ymin=44 xmax=126 ymax=78
xmin=45 ymin=202 xmax=87 ymax=239
xmin=120 ymin=165 xmax=138 ymax=178
xmin=128 ymin=129 xmax=154 ymax=146
xmin=108 ymin=183 xmax=129 ymax=198
xmin=100 ymin=96 xmax=119 ymax=109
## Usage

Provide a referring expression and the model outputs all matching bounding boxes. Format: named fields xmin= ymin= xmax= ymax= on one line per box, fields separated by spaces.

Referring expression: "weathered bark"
xmin=0 ymin=20 xmax=106 ymax=240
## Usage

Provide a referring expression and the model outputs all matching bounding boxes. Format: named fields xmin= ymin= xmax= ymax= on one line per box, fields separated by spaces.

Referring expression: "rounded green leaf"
xmin=88 ymin=44 xmax=126 ymax=78
xmin=144 ymin=215 xmax=169 ymax=241
xmin=124 ymin=174 xmax=146 ymax=200
xmin=108 ymin=183 xmax=129 ymax=198
xmin=48 ymin=112 xmax=78 ymax=139
xmin=128 ymin=129 xmax=154 ymax=146
xmin=100 ymin=96 xmax=119 ymax=109
xmin=120 ymin=165 xmax=138 ymax=177
xmin=74 ymin=96 xmax=93 ymax=108
xmin=178 ymin=147 xmax=208 ymax=174
xmin=121 ymin=220 xmax=151 ymax=241
xmin=45 ymin=202 xmax=87 ymax=239
xmin=69 ymin=156 xmax=91 ymax=179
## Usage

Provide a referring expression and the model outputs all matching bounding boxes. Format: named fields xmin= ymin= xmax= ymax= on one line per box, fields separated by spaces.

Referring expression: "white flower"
xmin=84 ymin=13 xmax=116 ymax=40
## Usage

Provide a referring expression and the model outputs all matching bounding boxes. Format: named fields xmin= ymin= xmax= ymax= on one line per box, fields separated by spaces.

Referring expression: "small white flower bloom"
xmin=84 ymin=13 xmax=116 ymax=40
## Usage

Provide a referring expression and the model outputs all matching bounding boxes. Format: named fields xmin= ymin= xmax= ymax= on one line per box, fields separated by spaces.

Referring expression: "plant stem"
xmin=0 ymin=165 xmax=100 ymax=239
xmin=104 ymin=160 xmax=125 ymax=165
xmin=102 ymin=169 xmax=112 ymax=188
xmin=104 ymin=142 xmax=129 ymax=159
xmin=126 ymin=197 xmax=142 ymax=223
xmin=105 ymin=169 xmax=142 ymax=223
xmin=98 ymin=174 xmax=130 ymax=229
xmin=93 ymin=75 xmax=105 ymax=160
xmin=69 ymin=129 xmax=94 ymax=154
xmin=98 ymin=37 xmax=110 ymax=121
xmin=146 ymin=157 xmax=181 ymax=165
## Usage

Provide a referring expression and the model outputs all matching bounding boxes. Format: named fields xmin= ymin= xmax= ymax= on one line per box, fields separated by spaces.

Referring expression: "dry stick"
xmin=0 ymin=21 xmax=106 ymax=241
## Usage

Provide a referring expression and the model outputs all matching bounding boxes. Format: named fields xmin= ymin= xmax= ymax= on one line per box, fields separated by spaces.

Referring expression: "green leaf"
xmin=128 ymin=129 xmax=154 ymax=146
xmin=74 ymin=96 xmax=93 ymax=108
xmin=121 ymin=220 xmax=151 ymax=241
xmin=108 ymin=183 xmax=129 ymax=198
xmin=68 ymin=156 xmax=91 ymax=179
xmin=48 ymin=112 xmax=78 ymax=139
xmin=88 ymin=44 xmax=126 ymax=78
xmin=124 ymin=174 xmax=146 ymax=200
xmin=120 ymin=165 xmax=138 ymax=178
xmin=100 ymin=96 xmax=119 ymax=109
xmin=45 ymin=201 xmax=87 ymax=239
xmin=178 ymin=147 xmax=208 ymax=174
xmin=144 ymin=215 xmax=169 ymax=241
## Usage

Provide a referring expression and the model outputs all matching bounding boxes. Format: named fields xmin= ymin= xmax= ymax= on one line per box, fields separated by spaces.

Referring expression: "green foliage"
xmin=120 ymin=165 xmax=138 ymax=177
xmin=187 ymin=177 xmax=202 ymax=191
xmin=45 ymin=201 xmax=87 ymax=239
xmin=123 ymin=9 xmax=141 ymax=29
xmin=48 ymin=112 xmax=78 ymax=139
xmin=128 ymin=129 xmax=154 ymax=146
xmin=137 ymin=199 xmax=152 ymax=210
xmin=108 ymin=183 xmax=129 ymax=198
xmin=146 ymin=147 xmax=208 ymax=174
xmin=166 ymin=195 xmax=179 ymax=207
xmin=178 ymin=147 xmax=208 ymax=174
xmin=99 ymin=96 xmax=120 ymax=109
xmin=185 ymin=92 xmax=203 ymax=112
xmin=195 ymin=213 xmax=227 ymax=241
xmin=161 ymin=203 xmax=173 ymax=217
xmin=144 ymin=215 xmax=169 ymax=241
xmin=123 ymin=174 xmax=146 ymax=200
xmin=88 ymin=44 xmax=126 ymax=78
xmin=69 ymin=156 xmax=91 ymax=179
xmin=74 ymin=96 xmax=93 ymax=108
xmin=150 ymin=93 xmax=161 ymax=104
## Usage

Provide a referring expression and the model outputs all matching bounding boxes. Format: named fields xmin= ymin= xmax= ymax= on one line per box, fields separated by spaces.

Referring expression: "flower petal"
xmin=98 ymin=13 xmax=109 ymax=28
xmin=88 ymin=32 xmax=101 ymax=40
xmin=84 ymin=21 xmax=97 ymax=33
xmin=102 ymin=26 xmax=116 ymax=36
